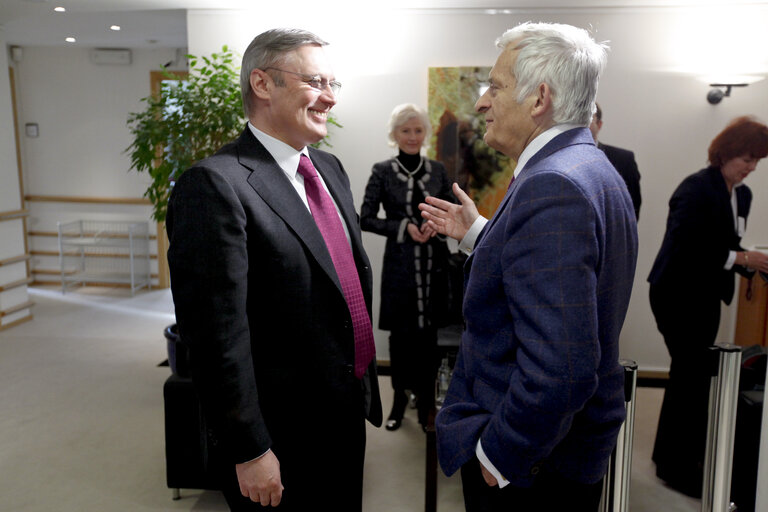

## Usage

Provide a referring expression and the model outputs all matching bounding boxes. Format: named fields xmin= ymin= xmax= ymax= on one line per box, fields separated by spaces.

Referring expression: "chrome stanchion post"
xmin=701 ymin=343 xmax=742 ymax=512
xmin=617 ymin=360 xmax=638 ymax=512
xmin=600 ymin=360 xmax=638 ymax=512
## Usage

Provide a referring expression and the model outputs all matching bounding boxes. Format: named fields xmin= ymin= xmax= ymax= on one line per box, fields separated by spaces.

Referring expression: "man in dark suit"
xmin=167 ymin=28 xmax=382 ymax=511
xmin=419 ymin=22 xmax=638 ymax=511
xmin=590 ymin=102 xmax=642 ymax=219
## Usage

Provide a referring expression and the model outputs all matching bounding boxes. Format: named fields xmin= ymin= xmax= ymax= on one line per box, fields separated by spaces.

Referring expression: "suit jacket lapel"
xmin=235 ymin=129 xmax=343 ymax=293
xmin=479 ymin=128 xmax=592 ymax=242
xmin=708 ymin=167 xmax=736 ymax=232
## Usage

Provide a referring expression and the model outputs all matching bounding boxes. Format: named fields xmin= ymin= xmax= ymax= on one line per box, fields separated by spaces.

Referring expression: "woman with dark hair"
xmin=361 ymin=103 xmax=454 ymax=432
xmin=648 ymin=116 xmax=768 ymax=497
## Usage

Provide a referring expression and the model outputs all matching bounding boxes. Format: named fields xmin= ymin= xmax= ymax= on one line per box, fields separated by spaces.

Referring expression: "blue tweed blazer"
xmin=435 ymin=127 xmax=638 ymax=487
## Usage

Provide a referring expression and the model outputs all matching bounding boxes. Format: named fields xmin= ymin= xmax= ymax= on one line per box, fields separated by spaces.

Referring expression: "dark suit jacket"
xmin=648 ymin=165 xmax=753 ymax=305
xmin=167 ymin=127 xmax=382 ymax=466
xmin=599 ymin=142 xmax=641 ymax=219
xmin=435 ymin=127 xmax=638 ymax=487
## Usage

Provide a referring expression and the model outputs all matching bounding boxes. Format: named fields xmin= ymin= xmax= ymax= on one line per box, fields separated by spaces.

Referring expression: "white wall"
xmin=16 ymin=47 xmax=184 ymax=198
xmin=188 ymin=5 xmax=768 ymax=370
xmin=13 ymin=46 xmax=185 ymax=285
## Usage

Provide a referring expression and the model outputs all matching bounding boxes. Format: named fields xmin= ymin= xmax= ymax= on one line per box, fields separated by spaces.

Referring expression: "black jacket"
xmin=648 ymin=166 xmax=753 ymax=305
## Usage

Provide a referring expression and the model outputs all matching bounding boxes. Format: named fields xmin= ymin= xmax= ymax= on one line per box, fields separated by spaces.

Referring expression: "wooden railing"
xmin=0 ymin=209 xmax=29 ymax=221
xmin=24 ymin=195 xmax=168 ymax=288
xmin=0 ymin=277 xmax=34 ymax=292
xmin=0 ymin=254 xmax=31 ymax=267
xmin=24 ymin=195 xmax=150 ymax=205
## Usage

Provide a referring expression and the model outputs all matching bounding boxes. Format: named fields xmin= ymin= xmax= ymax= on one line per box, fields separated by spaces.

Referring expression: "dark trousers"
xmin=460 ymin=457 xmax=604 ymax=512
xmin=649 ymin=283 xmax=721 ymax=498
xmin=217 ymin=381 xmax=368 ymax=511
xmin=388 ymin=328 xmax=438 ymax=426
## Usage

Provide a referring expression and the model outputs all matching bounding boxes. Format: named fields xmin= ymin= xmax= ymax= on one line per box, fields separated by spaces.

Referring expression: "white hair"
xmin=496 ymin=22 xmax=608 ymax=126
xmin=387 ymin=103 xmax=432 ymax=148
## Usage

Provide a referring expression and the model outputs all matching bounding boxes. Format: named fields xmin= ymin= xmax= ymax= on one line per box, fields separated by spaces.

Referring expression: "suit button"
xmin=344 ymin=364 xmax=353 ymax=375
xmin=530 ymin=463 xmax=541 ymax=476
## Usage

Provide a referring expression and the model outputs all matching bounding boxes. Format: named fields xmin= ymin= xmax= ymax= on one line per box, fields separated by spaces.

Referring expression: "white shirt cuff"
xmin=476 ymin=440 xmax=509 ymax=488
xmin=724 ymin=250 xmax=736 ymax=270
xmin=458 ymin=216 xmax=488 ymax=255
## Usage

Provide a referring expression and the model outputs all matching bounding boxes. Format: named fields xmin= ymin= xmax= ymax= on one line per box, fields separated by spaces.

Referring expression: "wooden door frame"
xmin=149 ymin=70 xmax=188 ymax=289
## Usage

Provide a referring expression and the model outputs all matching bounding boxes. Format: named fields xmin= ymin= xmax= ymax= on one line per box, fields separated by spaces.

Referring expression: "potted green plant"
xmin=126 ymin=46 xmax=243 ymax=223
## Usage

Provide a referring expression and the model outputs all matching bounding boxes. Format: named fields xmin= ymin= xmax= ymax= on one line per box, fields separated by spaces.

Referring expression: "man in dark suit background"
xmin=590 ymin=102 xmax=642 ymax=219
xmin=419 ymin=22 xmax=638 ymax=512
xmin=167 ymin=28 xmax=382 ymax=511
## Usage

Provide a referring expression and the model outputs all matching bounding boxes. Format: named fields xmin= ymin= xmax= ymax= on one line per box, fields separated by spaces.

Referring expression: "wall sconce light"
xmin=707 ymin=83 xmax=747 ymax=104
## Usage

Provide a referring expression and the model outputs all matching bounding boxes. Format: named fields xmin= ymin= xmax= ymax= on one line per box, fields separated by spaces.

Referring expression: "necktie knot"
xmin=298 ymin=154 xmax=318 ymax=180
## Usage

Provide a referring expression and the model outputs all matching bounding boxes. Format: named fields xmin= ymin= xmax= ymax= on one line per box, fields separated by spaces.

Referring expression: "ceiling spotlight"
xmin=54 ymin=7 xmax=66 ymax=12
xmin=110 ymin=25 xmax=121 ymax=31
xmin=706 ymin=83 xmax=747 ymax=105
xmin=65 ymin=37 xmax=76 ymax=43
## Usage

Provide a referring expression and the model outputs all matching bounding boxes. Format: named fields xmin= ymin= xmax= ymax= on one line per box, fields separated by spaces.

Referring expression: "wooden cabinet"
xmin=734 ymin=274 xmax=768 ymax=347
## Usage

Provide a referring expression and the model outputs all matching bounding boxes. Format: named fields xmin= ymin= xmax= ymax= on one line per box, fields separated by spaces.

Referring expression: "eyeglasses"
xmin=262 ymin=67 xmax=342 ymax=95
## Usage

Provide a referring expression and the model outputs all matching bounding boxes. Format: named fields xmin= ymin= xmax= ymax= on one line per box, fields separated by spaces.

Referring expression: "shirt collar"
xmin=513 ymin=123 xmax=582 ymax=178
xmin=248 ymin=122 xmax=309 ymax=178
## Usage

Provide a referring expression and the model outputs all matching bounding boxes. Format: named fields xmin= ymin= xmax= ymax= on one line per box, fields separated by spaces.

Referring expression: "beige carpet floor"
xmin=0 ymin=286 xmax=702 ymax=511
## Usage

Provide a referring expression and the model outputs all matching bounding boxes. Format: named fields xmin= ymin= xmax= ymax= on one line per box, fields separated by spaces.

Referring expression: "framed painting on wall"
xmin=427 ymin=66 xmax=516 ymax=218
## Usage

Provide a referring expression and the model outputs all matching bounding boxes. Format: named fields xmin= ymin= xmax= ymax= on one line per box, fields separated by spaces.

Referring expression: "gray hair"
xmin=240 ymin=28 xmax=328 ymax=117
xmin=387 ymin=103 xmax=432 ymax=148
xmin=496 ymin=22 xmax=608 ymax=126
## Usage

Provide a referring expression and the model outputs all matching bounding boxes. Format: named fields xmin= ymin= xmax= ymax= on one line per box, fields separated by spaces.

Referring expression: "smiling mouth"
xmin=309 ymin=109 xmax=328 ymax=119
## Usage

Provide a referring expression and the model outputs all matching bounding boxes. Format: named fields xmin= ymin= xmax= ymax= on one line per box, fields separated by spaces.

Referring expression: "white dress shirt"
xmin=248 ymin=122 xmax=351 ymax=245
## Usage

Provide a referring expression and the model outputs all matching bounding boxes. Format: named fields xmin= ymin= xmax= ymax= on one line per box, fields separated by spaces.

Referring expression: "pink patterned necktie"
xmin=297 ymin=154 xmax=375 ymax=379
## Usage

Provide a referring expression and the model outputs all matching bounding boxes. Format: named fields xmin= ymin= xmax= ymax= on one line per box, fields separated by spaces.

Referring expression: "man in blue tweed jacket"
xmin=420 ymin=22 xmax=638 ymax=511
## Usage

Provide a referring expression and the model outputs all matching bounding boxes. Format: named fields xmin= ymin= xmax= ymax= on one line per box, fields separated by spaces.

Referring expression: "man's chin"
xmin=311 ymin=128 xmax=328 ymax=145
xmin=483 ymin=134 xmax=502 ymax=154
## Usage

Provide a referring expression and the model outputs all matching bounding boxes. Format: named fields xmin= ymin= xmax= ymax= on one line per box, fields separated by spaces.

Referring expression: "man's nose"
xmin=320 ymin=88 xmax=337 ymax=106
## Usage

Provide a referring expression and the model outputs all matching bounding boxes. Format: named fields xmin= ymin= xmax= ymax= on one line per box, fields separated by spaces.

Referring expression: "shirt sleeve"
xmin=458 ymin=216 xmax=489 ymax=255
xmin=476 ymin=440 xmax=510 ymax=488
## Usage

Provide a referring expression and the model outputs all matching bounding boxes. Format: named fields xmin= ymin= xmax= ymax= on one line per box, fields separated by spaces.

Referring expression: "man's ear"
xmin=250 ymin=69 xmax=272 ymax=100
xmin=531 ymin=82 xmax=552 ymax=119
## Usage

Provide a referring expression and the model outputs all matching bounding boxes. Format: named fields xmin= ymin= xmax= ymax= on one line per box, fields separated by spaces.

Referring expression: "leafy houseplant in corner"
xmin=126 ymin=46 xmax=245 ymax=223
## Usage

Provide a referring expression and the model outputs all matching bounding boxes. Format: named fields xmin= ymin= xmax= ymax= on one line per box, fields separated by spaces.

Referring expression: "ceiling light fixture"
xmin=54 ymin=7 xmax=66 ymax=12
xmin=110 ymin=25 xmax=121 ymax=31
xmin=65 ymin=37 xmax=76 ymax=43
